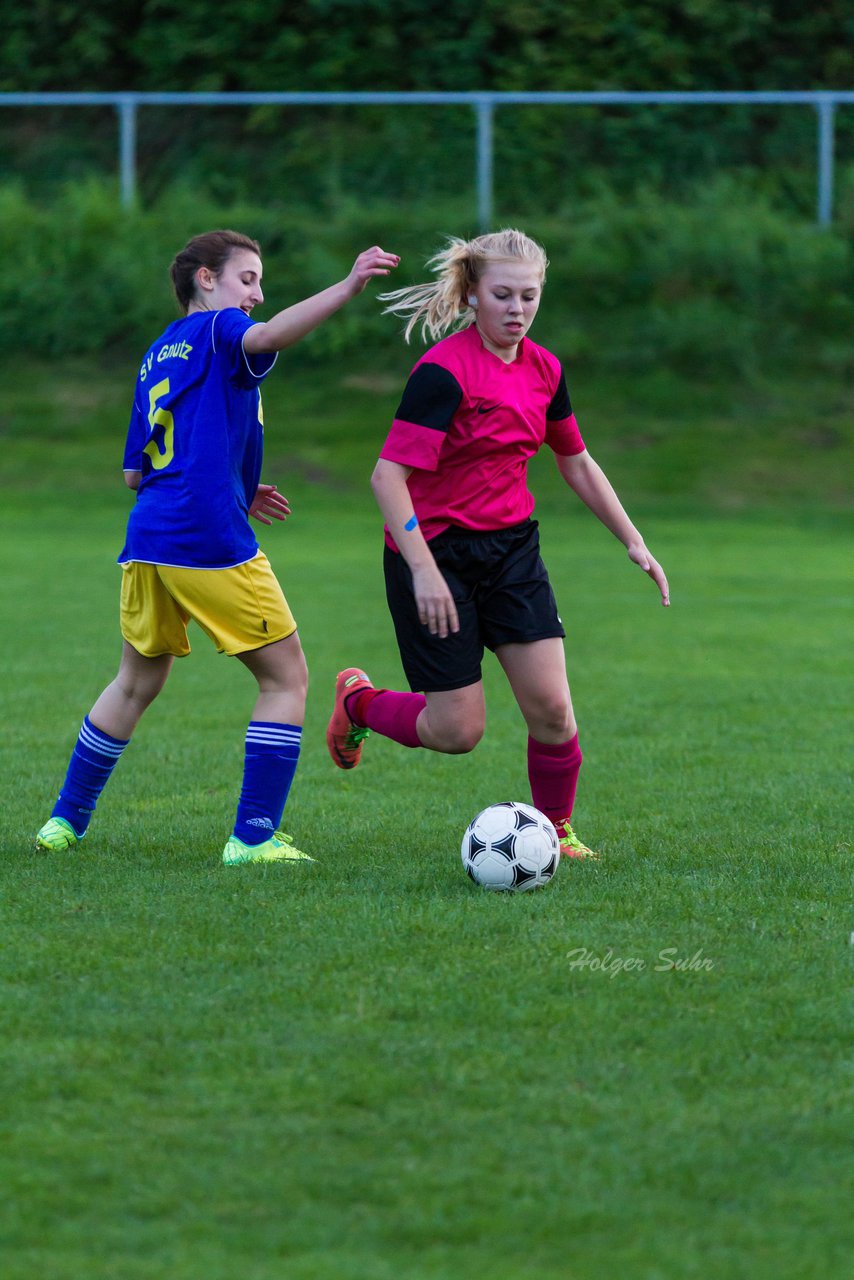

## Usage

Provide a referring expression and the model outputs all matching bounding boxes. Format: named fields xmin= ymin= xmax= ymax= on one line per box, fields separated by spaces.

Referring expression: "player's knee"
xmin=118 ymin=673 xmax=165 ymax=711
xmin=531 ymin=696 xmax=574 ymax=741
xmin=292 ymin=676 xmax=309 ymax=718
xmin=114 ymin=649 xmax=172 ymax=709
xmin=290 ymin=651 xmax=309 ymax=702
xmin=436 ymin=722 xmax=483 ymax=754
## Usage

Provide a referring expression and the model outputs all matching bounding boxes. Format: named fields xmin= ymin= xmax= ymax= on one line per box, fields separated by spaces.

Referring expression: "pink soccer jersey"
xmin=379 ymin=325 xmax=585 ymax=546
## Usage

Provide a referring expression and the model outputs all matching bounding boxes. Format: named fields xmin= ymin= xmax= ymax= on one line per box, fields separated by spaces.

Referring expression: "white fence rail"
xmin=2 ymin=90 xmax=852 ymax=226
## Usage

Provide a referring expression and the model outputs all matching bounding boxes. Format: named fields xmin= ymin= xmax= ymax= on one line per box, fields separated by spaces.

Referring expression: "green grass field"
xmin=1 ymin=356 xmax=852 ymax=1278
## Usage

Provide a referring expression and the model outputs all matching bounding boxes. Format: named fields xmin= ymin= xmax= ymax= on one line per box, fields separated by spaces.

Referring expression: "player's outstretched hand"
xmin=347 ymin=246 xmax=401 ymax=295
xmin=250 ymin=483 xmax=291 ymax=526
xmin=627 ymin=541 xmax=670 ymax=607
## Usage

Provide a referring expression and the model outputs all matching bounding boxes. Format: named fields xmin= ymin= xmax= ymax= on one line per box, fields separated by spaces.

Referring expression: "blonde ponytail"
xmin=379 ymin=229 xmax=548 ymax=344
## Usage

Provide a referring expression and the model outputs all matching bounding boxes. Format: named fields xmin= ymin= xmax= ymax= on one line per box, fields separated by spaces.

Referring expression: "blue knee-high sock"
xmin=52 ymin=715 xmax=130 ymax=837
xmin=233 ymin=722 xmax=302 ymax=845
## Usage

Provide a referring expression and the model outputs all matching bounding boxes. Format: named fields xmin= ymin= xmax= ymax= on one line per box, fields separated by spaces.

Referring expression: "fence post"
xmin=815 ymin=97 xmax=836 ymax=227
xmin=117 ymin=96 xmax=137 ymax=208
xmin=475 ymin=97 xmax=494 ymax=231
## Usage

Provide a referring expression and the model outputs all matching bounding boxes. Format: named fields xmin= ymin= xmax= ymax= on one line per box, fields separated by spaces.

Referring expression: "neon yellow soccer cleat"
xmin=556 ymin=821 xmax=600 ymax=861
xmin=35 ymin=817 xmax=83 ymax=852
xmin=222 ymin=830 xmax=316 ymax=866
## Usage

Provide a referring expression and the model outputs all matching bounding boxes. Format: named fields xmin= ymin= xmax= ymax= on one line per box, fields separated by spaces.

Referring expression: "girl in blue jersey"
xmin=36 ymin=229 xmax=399 ymax=864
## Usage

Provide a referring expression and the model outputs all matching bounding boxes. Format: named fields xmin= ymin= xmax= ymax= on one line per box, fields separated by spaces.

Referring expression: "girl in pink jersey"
xmin=327 ymin=229 xmax=669 ymax=859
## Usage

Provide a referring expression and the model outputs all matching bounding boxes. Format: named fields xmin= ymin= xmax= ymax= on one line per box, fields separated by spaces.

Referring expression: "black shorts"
xmin=384 ymin=518 xmax=565 ymax=693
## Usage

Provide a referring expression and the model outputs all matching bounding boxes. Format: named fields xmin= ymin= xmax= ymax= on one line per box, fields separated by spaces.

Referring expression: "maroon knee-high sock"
xmin=346 ymin=688 xmax=426 ymax=749
xmin=527 ymin=733 xmax=582 ymax=829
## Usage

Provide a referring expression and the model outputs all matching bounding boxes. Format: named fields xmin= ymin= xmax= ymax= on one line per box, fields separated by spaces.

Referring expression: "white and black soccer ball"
xmin=461 ymin=802 xmax=560 ymax=892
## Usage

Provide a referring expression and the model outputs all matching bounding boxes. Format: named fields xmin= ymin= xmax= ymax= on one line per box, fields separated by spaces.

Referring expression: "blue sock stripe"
xmin=245 ymin=722 xmax=302 ymax=751
xmin=245 ymin=728 xmax=302 ymax=745
xmin=80 ymin=716 xmax=129 ymax=757
xmin=248 ymin=721 xmax=302 ymax=730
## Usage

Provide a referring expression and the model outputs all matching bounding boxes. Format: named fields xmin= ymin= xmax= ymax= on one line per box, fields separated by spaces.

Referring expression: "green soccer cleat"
xmin=556 ymin=820 xmax=600 ymax=861
xmin=222 ymin=830 xmax=316 ymax=866
xmin=35 ymin=816 xmax=83 ymax=852
xmin=326 ymin=667 xmax=374 ymax=769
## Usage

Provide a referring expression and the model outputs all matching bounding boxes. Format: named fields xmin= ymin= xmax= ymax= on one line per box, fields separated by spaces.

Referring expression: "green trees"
xmin=1 ymin=177 xmax=850 ymax=372
xmin=1 ymin=3 xmax=851 ymax=367
xmin=2 ymin=3 xmax=851 ymax=210
xmin=3 ymin=2 xmax=851 ymax=92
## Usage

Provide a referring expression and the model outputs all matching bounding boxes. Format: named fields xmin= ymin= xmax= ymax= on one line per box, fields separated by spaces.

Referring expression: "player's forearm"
xmin=244 ymin=278 xmax=357 ymax=354
xmin=558 ymin=451 xmax=643 ymax=548
xmin=370 ymin=460 xmax=436 ymax=572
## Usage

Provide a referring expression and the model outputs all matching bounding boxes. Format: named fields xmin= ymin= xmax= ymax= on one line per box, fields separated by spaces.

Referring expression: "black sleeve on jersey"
xmin=394 ymin=362 xmax=463 ymax=432
xmin=546 ymin=368 xmax=573 ymax=420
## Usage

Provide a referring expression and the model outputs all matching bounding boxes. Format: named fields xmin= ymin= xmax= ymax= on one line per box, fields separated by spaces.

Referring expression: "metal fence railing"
xmin=2 ymin=89 xmax=853 ymax=226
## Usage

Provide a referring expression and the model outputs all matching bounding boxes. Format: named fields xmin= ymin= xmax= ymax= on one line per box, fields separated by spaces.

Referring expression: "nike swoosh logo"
xmin=477 ymin=403 xmax=502 ymax=414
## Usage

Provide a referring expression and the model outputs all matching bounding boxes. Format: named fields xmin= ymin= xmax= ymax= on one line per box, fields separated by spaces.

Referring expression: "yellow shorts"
xmin=120 ymin=552 xmax=297 ymax=657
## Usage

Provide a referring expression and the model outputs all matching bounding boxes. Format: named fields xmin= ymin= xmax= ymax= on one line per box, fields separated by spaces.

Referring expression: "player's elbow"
xmin=371 ymin=458 xmax=409 ymax=496
xmin=370 ymin=460 xmax=391 ymax=501
xmin=124 ymin=470 xmax=141 ymax=491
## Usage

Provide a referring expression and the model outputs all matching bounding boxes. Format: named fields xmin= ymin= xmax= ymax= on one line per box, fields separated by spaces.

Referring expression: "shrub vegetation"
xmin=1 ymin=176 xmax=852 ymax=380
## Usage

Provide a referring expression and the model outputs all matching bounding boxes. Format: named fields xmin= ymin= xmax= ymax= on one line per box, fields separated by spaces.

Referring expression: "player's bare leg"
xmin=497 ymin=638 xmax=597 ymax=860
xmin=236 ymin=631 xmax=308 ymax=726
xmin=89 ymin=641 xmax=174 ymax=740
xmin=416 ymin=683 xmax=486 ymax=754
xmin=495 ymin=637 xmax=575 ymax=743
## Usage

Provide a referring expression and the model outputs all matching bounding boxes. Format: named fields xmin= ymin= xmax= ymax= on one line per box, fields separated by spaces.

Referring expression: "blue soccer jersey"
xmin=118 ymin=308 xmax=277 ymax=569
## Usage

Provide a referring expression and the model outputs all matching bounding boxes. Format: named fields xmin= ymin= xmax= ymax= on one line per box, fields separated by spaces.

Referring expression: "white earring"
xmin=467 ymin=295 xmax=478 ymax=307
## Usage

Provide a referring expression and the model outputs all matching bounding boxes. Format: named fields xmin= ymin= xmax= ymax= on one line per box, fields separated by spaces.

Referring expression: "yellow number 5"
xmin=143 ymin=378 xmax=175 ymax=470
